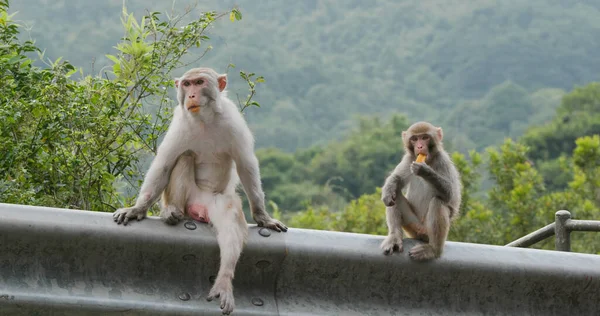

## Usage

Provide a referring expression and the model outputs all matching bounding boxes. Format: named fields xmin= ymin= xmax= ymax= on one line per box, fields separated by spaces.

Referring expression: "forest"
xmin=2 ymin=0 xmax=600 ymax=254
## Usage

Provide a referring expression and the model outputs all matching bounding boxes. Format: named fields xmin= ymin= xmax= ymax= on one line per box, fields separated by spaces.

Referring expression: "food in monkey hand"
xmin=416 ymin=153 xmax=427 ymax=163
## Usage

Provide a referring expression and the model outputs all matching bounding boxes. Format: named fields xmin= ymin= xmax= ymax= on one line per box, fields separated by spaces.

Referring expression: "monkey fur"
xmin=380 ymin=121 xmax=462 ymax=261
xmin=113 ymin=67 xmax=287 ymax=314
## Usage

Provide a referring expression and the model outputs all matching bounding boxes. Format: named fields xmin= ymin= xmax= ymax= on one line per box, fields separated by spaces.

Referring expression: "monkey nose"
xmin=188 ymin=95 xmax=195 ymax=98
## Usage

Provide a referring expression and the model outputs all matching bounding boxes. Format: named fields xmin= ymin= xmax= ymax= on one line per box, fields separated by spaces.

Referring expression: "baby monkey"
xmin=380 ymin=121 xmax=461 ymax=261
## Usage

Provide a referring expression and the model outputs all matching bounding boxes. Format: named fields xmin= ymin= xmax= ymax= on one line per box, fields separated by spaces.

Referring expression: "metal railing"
xmin=505 ymin=210 xmax=600 ymax=251
xmin=0 ymin=203 xmax=599 ymax=315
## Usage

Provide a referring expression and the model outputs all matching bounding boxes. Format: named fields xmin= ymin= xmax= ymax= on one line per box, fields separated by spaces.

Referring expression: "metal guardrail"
xmin=0 ymin=203 xmax=599 ymax=315
xmin=506 ymin=210 xmax=600 ymax=251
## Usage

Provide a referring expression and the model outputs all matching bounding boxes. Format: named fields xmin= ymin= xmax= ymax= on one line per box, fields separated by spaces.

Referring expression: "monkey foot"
xmin=207 ymin=279 xmax=235 ymax=315
xmin=160 ymin=205 xmax=184 ymax=225
xmin=381 ymin=234 xmax=403 ymax=255
xmin=187 ymin=204 xmax=210 ymax=223
xmin=409 ymin=244 xmax=436 ymax=261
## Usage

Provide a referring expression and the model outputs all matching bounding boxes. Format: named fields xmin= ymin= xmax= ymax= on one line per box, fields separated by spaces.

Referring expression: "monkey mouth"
xmin=186 ymin=103 xmax=201 ymax=112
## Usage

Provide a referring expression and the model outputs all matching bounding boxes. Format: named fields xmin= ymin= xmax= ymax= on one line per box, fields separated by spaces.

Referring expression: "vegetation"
xmin=0 ymin=0 xmax=257 ymax=213
xmin=2 ymin=1 xmax=600 ymax=255
xmin=13 ymin=0 xmax=600 ymax=151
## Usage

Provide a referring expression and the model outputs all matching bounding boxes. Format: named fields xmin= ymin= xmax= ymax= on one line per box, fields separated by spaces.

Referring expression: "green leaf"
xmin=19 ymin=58 xmax=31 ymax=69
xmin=7 ymin=55 xmax=21 ymax=64
xmin=66 ymin=68 xmax=78 ymax=77
xmin=105 ymin=54 xmax=120 ymax=64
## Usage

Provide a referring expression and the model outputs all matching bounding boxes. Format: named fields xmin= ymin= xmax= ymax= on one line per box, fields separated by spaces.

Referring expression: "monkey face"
xmin=410 ymin=134 xmax=431 ymax=156
xmin=402 ymin=121 xmax=444 ymax=159
xmin=179 ymin=77 xmax=214 ymax=113
xmin=175 ymin=68 xmax=228 ymax=117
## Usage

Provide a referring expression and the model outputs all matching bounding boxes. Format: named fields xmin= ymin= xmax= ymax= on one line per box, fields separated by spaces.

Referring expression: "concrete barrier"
xmin=0 ymin=203 xmax=598 ymax=315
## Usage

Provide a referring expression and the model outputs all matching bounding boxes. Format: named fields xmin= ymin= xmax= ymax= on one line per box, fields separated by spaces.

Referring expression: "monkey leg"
xmin=381 ymin=205 xmax=404 ymax=254
xmin=409 ymin=197 xmax=450 ymax=261
xmin=399 ymin=200 xmax=429 ymax=243
xmin=206 ymin=192 xmax=248 ymax=315
xmin=159 ymin=153 xmax=195 ymax=225
xmin=381 ymin=193 xmax=425 ymax=254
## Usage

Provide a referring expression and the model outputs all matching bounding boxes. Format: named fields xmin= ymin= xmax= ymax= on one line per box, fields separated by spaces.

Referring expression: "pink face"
xmin=179 ymin=76 xmax=209 ymax=113
xmin=410 ymin=134 xmax=431 ymax=155
xmin=175 ymin=73 xmax=227 ymax=113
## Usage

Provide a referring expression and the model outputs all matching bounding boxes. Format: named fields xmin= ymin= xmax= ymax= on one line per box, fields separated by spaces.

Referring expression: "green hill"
xmin=10 ymin=0 xmax=599 ymax=151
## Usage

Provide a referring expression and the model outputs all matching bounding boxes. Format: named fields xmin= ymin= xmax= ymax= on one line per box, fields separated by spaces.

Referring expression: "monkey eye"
xmin=410 ymin=136 xmax=418 ymax=142
xmin=422 ymin=135 xmax=430 ymax=141
xmin=196 ymin=79 xmax=204 ymax=85
xmin=183 ymin=81 xmax=191 ymax=87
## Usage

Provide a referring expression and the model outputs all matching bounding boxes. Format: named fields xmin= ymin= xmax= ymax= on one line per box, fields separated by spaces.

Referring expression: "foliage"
xmin=10 ymin=0 xmax=598 ymax=152
xmin=521 ymin=82 xmax=600 ymax=190
xmin=4 ymin=0 xmax=600 ymax=256
xmin=523 ymin=83 xmax=600 ymax=161
xmin=444 ymin=81 xmax=562 ymax=152
xmin=286 ymin=135 xmax=600 ymax=255
xmin=256 ymin=114 xmax=409 ymax=213
xmin=287 ymin=188 xmax=387 ymax=236
xmin=446 ymin=150 xmax=503 ymax=244
xmin=486 ymin=139 xmax=547 ymax=240
xmin=0 ymin=1 xmax=258 ymax=212
xmin=307 ymin=115 xmax=409 ymax=199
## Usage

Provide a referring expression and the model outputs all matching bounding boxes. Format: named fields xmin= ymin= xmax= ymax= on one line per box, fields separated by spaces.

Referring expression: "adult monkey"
xmin=380 ymin=121 xmax=461 ymax=261
xmin=113 ymin=67 xmax=287 ymax=314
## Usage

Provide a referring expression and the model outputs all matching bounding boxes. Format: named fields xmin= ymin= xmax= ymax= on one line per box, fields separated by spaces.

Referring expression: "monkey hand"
xmin=113 ymin=206 xmax=147 ymax=225
xmin=410 ymin=161 xmax=432 ymax=177
xmin=253 ymin=212 xmax=288 ymax=232
xmin=381 ymin=187 xmax=396 ymax=206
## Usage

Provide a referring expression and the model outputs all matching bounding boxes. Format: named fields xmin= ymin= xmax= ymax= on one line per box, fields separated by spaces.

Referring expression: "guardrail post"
xmin=555 ymin=210 xmax=571 ymax=252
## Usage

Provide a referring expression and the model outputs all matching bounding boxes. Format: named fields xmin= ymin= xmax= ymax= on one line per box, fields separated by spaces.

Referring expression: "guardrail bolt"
xmin=182 ymin=254 xmax=196 ymax=262
xmin=209 ymin=275 xmax=216 ymax=284
xmin=251 ymin=297 xmax=264 ymax=306
xmin=256 ymin=260 xmax=271 ymax=269
xmin=184 ymin=221 xmax=197 ymax=230
xmin=179 ymin=292 xmax=191 ymax=301
xmin=258 ymin=228 xmax=271 ymax=237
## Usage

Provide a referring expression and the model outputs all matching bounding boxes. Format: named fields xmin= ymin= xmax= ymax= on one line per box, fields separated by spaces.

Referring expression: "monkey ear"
xmin=402 ymin=131 xmax=408 ymax=144
xmin=174 ymin=78 xmax=180 ymax=89
xmin=436 ymin=127 xmax=443 ymax=141
xmin=217 ymin=74 xmax=227 ymax=92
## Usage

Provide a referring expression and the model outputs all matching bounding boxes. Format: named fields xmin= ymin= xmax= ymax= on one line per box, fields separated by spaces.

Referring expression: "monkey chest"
xmin=193 ymin=152 xmax=233 ymax=187
xmin=406 ymin=177 xmax=435 ymax=207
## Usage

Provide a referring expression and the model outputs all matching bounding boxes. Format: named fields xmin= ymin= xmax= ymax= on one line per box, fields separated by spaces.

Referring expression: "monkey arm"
xmin=417 ymin=165 xmax=454 ymax=204
xmin=113 ymin=129 xmax=188 ymax=225
xmin=230 ymin=124 xmax=287 ymax=232
xmin=381 ymin=155 xmax=412 ymax=206
xmin=230 ymin=126 xmax=266 ymax=215
xmin=132 ymin=133 xmax=189 ymax=212
xmin=234 ymin=151 xmax=266 ymax=214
